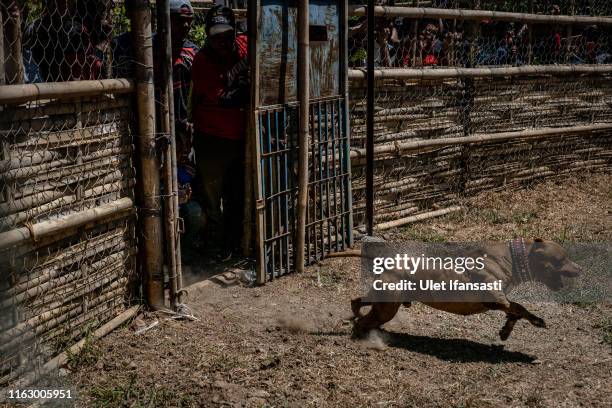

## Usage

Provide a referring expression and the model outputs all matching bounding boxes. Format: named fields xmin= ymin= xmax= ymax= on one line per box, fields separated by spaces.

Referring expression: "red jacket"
xmin=191 ymin=34 xmax=248 ymax=140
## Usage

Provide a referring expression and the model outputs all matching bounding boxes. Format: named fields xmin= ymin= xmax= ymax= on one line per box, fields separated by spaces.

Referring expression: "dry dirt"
xmin=61 ymin=174 xmax=612 ymax=407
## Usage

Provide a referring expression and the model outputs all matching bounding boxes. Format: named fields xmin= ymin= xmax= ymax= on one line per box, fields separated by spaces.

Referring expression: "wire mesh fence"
xmin=0 ymin=85 xmax=138 ymax=388
xmin=347 ymin=2 xmax=612 ymax=232
xmin=1 ymin=0 xmax=139 ymax=389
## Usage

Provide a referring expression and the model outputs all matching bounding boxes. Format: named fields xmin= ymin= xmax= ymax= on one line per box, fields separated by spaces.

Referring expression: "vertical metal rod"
xmin=295 ymin=0 xmax=310 ymax=273
xmin=266 ymin=111 xmax=275 ymax=279
xmin=330 ymin=100 xmax=338 ymax=251
xmin=248 ymin=0 xmax=265 ymax=283
xmin=310 ymin=104 xmax=318 ymax=261
xmin=320 ymin=102 xmax=327 ymax=259
xmin=130 ymin=0 xmax=165 ymax=309
xmin=337 ymin=100 xmax=346 ymax=251
xmin=324 ymin=102 xmax=331 ymax=254
xmin=156 ymin=0 xmax=179 ymax=309
xmin=366 ymin=0 xmax=375 ymax=236
xmin=282 ymin=108 xmax=290 ymax=273
xmin=274 ymin=110 xmax=284 ymax=275
xmin=340 ymin=0 xmax=353 ymax=248
xmin=257 ymin=113 xmax=268 ymax=280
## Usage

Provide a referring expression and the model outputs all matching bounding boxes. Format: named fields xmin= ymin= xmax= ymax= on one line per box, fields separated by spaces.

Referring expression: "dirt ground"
xmin=62 ymin=174 xmax=612 ymax=407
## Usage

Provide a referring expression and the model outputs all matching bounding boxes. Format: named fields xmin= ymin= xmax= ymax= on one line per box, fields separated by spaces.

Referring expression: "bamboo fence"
xmin=0 ymin=82 xmax=138 ymax=387
xmin=349 ymin=72 xmax=612 ymax=231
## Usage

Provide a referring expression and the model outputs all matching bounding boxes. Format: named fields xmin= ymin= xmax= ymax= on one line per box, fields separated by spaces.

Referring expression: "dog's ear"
xmin=534 ymin=238 xmax=544 ymax=243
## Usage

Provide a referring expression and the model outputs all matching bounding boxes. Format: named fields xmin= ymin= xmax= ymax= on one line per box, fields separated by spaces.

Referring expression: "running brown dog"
xmin=331 ymin=238 xmax=582 ymax=341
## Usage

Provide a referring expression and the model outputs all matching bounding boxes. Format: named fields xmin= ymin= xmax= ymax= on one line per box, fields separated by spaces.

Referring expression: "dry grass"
xmin=66 ymin=173 xmax=612 ymax=407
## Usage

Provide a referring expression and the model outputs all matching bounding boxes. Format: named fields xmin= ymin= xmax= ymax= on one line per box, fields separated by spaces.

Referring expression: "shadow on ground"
xmin=386 ymin=331 xmax=536 ymax=363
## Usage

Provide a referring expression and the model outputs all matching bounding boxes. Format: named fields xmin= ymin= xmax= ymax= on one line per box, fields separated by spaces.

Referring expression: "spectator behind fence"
xmin=23 ymin=0 xmax=71 ymax=82
xmin=190 ymin=5 xmax=249 ymax=260
xmin=24 ymin=0 xmax=111 ymax=81
xmin=161 ymin=0 xmax=202 ymax=264
xmin=112 ymin=0 xmax=203 ymax=262
xmin=64 ymin=0 xmax=114 ymax=80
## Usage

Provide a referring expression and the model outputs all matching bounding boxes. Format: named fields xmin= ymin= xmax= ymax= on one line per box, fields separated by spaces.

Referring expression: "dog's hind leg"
xmin=499 ymin=315 xmax=519 ymax=341
xmin=352 ymin=302 xmax=401 ymax=339
xmin=351 ymin=297 xmax=372 ymax=318
xmin=508 ymin=301 xmax=546 ymax=328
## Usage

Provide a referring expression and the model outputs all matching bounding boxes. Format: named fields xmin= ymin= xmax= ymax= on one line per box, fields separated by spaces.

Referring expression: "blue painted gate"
xmin=250 ymin=0 xmax=353 ymax=282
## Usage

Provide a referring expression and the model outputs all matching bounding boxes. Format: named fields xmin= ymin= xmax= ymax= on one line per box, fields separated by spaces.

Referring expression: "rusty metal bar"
xmin=366 ymin=0 xmax=375 ymax=237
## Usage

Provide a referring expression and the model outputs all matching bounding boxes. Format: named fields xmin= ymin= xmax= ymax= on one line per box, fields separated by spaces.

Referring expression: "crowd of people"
xmin=8 ymin=0 xmax=249 ymax=264
xmin=349 ymin=8 xmax=612 ymax=68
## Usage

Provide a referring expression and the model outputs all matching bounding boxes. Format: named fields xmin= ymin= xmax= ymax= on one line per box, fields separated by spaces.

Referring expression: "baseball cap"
xmin=169 ymin=0 xmax=194 ymax=17
xmin=205 ymin=5 xmax=235 ymax=36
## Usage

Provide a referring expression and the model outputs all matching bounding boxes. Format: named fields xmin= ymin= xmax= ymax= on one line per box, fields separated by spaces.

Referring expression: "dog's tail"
xmin=326 ymin=249 xmax=363 ymax=258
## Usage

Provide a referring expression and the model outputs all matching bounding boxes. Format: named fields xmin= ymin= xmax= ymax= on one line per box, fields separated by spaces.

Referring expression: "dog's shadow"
xmin=385 ymin=331 xmax=536 ymax=364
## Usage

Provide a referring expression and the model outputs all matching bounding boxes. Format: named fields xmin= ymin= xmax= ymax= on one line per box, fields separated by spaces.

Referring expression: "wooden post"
xmin=129 ymin=0 xmax=165 ymax=310
xmin=155 ymin=0 xmax=180 ymax=309
xmin=2 ymin=0 xmax=24 ymax=84
xmin=295 ymin=0 xmax=310 ymax=272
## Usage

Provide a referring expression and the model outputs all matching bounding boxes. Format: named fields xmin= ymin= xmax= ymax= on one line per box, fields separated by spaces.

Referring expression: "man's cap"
xmin=205 ymin=5 xmax=235 ymax=36
xmin=170 ymin=0 xmax=194 ymax=16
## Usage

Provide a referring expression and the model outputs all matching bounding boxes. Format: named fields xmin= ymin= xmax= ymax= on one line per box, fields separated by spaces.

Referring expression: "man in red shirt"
xmin=191 ymin=5 xmax=248 ymax=258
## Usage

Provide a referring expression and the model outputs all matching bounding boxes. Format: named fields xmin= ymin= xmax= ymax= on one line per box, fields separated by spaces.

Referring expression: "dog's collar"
xmin=509 ymin=238 xmax=533 ymax=284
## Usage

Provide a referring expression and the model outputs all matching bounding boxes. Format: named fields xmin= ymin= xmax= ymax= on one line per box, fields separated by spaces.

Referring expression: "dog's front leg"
xmin=485 ymin=301 xmax=546 ymax=341
xmin=508 ymin=301 xmax=546 ymax=328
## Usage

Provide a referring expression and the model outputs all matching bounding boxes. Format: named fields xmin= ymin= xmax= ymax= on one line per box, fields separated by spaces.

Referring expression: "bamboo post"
xmin=155 ymin=0 xmax=179 ymax=309
xmin=348 ymin=6 xmax=612 ymax=25
xmin=366 ymin=0 xmax=375 ymax=236
xmin=347 ymin=64 xmax=612 ymax=80
xmin=2 ymin=0 xmax=24 ymax=84
xmin=295 ymin=0 xmax=309 ymax=273
xmin=129 ymin=0 xmax=165 ymax=310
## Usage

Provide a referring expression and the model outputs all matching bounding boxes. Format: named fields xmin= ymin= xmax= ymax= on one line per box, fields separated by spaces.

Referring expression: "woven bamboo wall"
xmin=0 ymin=90 xmax=137 ymax=386
xmin=349 ymin=74 xmax=612 ymax=230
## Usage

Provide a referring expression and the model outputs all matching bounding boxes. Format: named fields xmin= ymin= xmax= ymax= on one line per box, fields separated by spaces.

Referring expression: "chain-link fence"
xmin=348 ymin=2 xmax=612 ymax=232
xmin=1 ymin=1 xmax=139 ymax=390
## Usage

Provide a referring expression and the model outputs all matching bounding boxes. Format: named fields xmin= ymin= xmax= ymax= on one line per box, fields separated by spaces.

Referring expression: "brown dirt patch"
xmin=67 ymin=173 xmax=612 ymax=407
